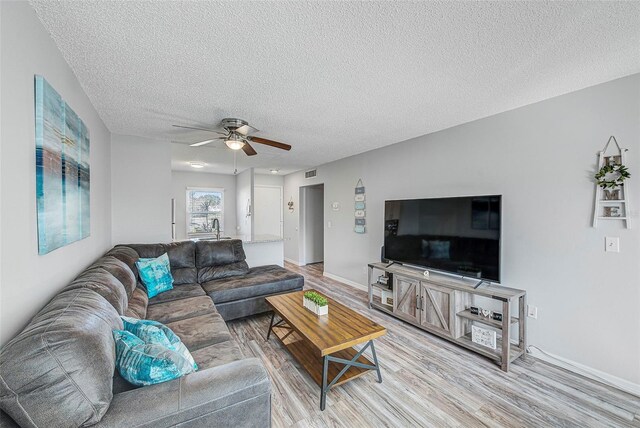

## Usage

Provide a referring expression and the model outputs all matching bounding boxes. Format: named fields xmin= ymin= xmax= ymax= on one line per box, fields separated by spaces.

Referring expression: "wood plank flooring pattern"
xmin=227 ymin=262 xmax=640 ymax=428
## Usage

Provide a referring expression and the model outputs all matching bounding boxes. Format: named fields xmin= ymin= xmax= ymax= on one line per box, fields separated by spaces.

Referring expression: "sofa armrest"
xmin=95 ymin=358 xmax=271 ymax=428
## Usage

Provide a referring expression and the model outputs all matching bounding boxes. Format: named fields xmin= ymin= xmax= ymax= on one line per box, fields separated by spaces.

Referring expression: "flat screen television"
xmin=384 ymin=195 xmax=501 ymax=283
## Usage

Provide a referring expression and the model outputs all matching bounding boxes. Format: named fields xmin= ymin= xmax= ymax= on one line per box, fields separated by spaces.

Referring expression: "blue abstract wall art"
xmin=35 ymin=75 xmax=90 ymax=255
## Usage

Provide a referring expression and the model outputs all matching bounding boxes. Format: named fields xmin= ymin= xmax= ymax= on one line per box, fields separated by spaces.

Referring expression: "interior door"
xmin=420 ymin=283 xmax=453 ymax=336
xmin=254 ymin=185 xmax=283 ymax=238
xmin=393 ymin=276 xmax=419 ymax=322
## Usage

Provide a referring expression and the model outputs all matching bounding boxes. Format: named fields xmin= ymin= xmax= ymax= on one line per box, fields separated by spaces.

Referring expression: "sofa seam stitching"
xmin=41 ymin=289 xmax=103 ymax=420
xmin=0 ymin=375 xmax=40 ymax=428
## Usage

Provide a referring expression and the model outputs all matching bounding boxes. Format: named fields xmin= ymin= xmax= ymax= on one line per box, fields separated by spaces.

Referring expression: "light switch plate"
xmin=527 ymin=305 xmax=538 ymax=319
xmin=605 ymin=237 xmax=620 ymax=253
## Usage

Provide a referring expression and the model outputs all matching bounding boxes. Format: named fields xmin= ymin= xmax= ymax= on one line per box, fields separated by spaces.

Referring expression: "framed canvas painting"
xmin=35 ymin=75 xmax=90 ymax=254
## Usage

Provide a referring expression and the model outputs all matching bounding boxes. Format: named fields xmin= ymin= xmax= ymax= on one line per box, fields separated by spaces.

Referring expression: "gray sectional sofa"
xmin=0 ymin=239 xmax=303 ymax=428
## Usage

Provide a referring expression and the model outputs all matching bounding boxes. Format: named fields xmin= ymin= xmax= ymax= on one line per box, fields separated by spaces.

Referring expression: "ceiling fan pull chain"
xmin=234 ymin=151 xmax=238 ymax=175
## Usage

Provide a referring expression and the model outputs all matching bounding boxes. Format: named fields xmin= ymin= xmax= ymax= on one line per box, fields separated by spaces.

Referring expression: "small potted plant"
xmin=303 ymin=291 xmax=329 ymax=316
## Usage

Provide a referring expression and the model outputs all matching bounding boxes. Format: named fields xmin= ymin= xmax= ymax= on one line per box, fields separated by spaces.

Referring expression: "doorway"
xmin=254 ymin=185 xmax=283 ymax=238
xmin=299 ymin=184 xmax=324 ymax=265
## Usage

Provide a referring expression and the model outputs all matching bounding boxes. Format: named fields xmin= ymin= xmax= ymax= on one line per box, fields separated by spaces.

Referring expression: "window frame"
xmin=185 ymin=187 xmax=225 ymax=238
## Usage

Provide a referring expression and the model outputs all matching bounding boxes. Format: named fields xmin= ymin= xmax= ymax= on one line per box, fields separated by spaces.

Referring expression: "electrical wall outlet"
xmin=527 ymin=305 xmax=538 ymax=319
xmin=605 ymin=237 xmax=620 ymax=253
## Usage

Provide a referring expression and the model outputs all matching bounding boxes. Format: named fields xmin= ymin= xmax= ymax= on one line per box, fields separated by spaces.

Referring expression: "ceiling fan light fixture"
xmin=224 ymin=134 xmax=245 ymax=150
xmin=270 ymin=169 xmax=279 ymax=174
xmin=189 ymin=161 xmax=205 ymax=169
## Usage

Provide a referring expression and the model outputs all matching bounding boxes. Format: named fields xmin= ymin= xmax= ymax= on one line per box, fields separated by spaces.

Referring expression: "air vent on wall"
xmin=305 ymin=169 xmax=317 ymax=179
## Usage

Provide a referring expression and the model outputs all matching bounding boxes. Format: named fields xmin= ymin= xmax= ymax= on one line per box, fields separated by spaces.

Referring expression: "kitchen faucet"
xmin=212 ymin=218 xmax=221 ymax=241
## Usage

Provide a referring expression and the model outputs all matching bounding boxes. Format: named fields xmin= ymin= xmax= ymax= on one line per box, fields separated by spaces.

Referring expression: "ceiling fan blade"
xmin=173 ymin=124 xmax=226 ymax=135
xmin=242 ymin=142 xmax=258 ymax=156
xmin=189 ymin=139 xmax=219 ymax=147
xmin=248 ymin=136 xmax=291 ymax=151
xmin=236 ymin=124 xmax=259 ymax=136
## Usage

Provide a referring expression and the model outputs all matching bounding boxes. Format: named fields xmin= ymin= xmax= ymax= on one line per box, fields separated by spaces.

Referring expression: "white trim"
xmin=528 ymin=347 xmax=640 ymax=398
xmin=323 ymin=271 xmax=368 ymax=292
xmin=284 ymin=257 xmax=304 ymax=266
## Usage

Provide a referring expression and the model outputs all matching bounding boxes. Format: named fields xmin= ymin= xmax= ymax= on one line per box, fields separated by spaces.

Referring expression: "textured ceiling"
xmin=31 ymin=1 xmax=640 ymax=174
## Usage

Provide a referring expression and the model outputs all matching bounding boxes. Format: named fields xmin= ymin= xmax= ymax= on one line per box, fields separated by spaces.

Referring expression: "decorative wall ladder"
xmin=592 ymin=136 xmax=631 ymax=229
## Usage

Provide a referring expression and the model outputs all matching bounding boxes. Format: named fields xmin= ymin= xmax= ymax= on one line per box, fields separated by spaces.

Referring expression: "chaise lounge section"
xmin=0 ymin=239 xmax=303 ymax=427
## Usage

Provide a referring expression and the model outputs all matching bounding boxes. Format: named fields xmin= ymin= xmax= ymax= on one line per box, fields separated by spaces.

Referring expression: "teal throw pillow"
xmin=121 ymin=316 xmax=197 ymax=370
xmin=135 ymin=253 xmax=174 ymax=298
xmin=112 ymin=330 xmax=195 ymax=386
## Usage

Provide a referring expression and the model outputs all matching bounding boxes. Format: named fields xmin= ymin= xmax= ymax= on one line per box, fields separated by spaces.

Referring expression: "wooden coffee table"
xmin=265 ymin=289 xmax=387 ymax=411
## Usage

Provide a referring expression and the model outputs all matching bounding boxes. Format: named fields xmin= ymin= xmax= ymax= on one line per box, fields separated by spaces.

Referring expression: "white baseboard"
xmin=322 ymin=271 xmax=368 ymax=292
xmin=284 ymin=257 xmax=304 ymax=266
xmin=528 ymin=347 xmax=640 ymax=398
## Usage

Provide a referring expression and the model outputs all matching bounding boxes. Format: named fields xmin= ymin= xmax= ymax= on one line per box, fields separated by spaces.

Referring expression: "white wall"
xmin=284 ymin=74 xmax=640 ymax=385
xmin=0 ymin=2 xmax=112 ymax=344
xmin=255 ymin=173 xmax=284 ymax=187
xmin=236 ymin=168 xmax=254 ymax=237
xmin=111 ymin=134 xmax=171 ymax=244
xmin=171 ymin=170 xmax=237 ymax=239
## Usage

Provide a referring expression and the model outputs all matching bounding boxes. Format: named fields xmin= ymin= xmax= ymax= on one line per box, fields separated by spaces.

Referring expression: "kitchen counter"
xmin=182 ymin=234 xmax=286 ymax=267
xmin=186 ymin=234 xmax=286 ymax=244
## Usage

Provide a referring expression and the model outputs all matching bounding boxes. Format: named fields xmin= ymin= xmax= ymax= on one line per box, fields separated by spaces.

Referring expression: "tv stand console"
xmin=367 ymin=262 xmax=527 ymax=371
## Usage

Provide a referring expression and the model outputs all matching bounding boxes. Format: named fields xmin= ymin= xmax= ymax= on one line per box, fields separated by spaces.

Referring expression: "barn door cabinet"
xmin=369 ymin=262 xmax=526 ymax=372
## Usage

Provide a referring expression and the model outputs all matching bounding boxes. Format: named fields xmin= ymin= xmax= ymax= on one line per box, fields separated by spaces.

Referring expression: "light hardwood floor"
xmin=227 ymin=262 xmax=640 ymax=428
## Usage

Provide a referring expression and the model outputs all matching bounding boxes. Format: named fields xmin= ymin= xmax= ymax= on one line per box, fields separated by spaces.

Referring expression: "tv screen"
xmin=384 ymin=195 xmax=501 ymax=282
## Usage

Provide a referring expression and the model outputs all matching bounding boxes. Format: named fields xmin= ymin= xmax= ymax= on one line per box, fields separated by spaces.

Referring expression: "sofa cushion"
xmin=166 ymin=312 xmax=231 ymax=351
xmin=191 ymin=340 xmax=244 ymax=370
xmin=127 ymin=242 xmax=197 ymax=285
xmin=198 ymin=260 xmax=250 ymax=283
xmin=196 ymin=239 xmax=246 ymax=268
xmin=0 ymin=289 xmax=122 ymax=428
xmin=89 ymin=256 xmax=137 ymax=299
xmin=106 ymin=245 xmax=140 ymax=278
xmin=124 ymin=286 xmax=148 ymax=319
xmin=65 ymin=267 xmax=129 ymax=314
xmin=147 ymin=296 xmax=217 ymax=324
xmin=148 ymin=283 xmax=206 ymax=305
xmin=202 ymin=265 xmax=304 ymax=304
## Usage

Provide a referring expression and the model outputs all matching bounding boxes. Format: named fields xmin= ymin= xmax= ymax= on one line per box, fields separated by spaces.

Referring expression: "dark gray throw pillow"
xmin=198 ymin=261 xmax=250 ymax=283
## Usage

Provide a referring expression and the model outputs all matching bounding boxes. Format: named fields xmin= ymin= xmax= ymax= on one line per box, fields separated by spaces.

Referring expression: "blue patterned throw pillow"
xmin=135 ymin=253 xmax=174 ymax=298
xmin=113 ymin=330 xmax=195 ymax=386
xmin=121 ymin=316 xmax=197 ymax=370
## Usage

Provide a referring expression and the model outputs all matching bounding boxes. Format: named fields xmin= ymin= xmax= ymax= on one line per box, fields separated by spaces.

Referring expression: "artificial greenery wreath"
xmin=595 ymin=163 xmax=630 ymax=189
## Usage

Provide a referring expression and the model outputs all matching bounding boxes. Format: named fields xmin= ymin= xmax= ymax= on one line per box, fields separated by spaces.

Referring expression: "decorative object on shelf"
xmin=472 ymin=325 xmax=497 ymax=350
xmin=481 ymin=309 xmax=491 ymax=318
xmin=593 ymin=136 xmax=631 ymax=228
xmin=604 ymin=206 xmax=621 ymax=217
xmin=380 ymin=289 xmax=393 ymax=306
xmin=288 ymin=197 xmax=294 ymax=212
xmin=470 ymin=306 xmax=480 ymax=315
xmin=492 ymin=312 xmax=503 ymax=322
xmin=303 ymin=291 xmax=328 ymax=316
xmin=595 ymin=163 xmax=630 ymax=189
xmin=35 ymin=75 xmax=90 ymax=255
xmin=354 ymin=179 xmax=366 ymax=233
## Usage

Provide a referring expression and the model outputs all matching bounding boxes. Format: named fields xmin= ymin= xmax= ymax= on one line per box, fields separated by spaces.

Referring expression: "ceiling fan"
xmin=172 ymin=118 xmax=291 ymax=156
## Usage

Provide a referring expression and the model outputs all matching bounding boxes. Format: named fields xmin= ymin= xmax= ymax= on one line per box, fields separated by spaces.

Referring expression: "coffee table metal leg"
xmin=370 ymin=340 xmax=382 ymax=383
xmin=320 ymin=355 xmax=329 ymax=411
xmin=319 ymin=340 xmax=383 ymax=410
xmin=266 ymin=312 xmax=275 ymax=341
